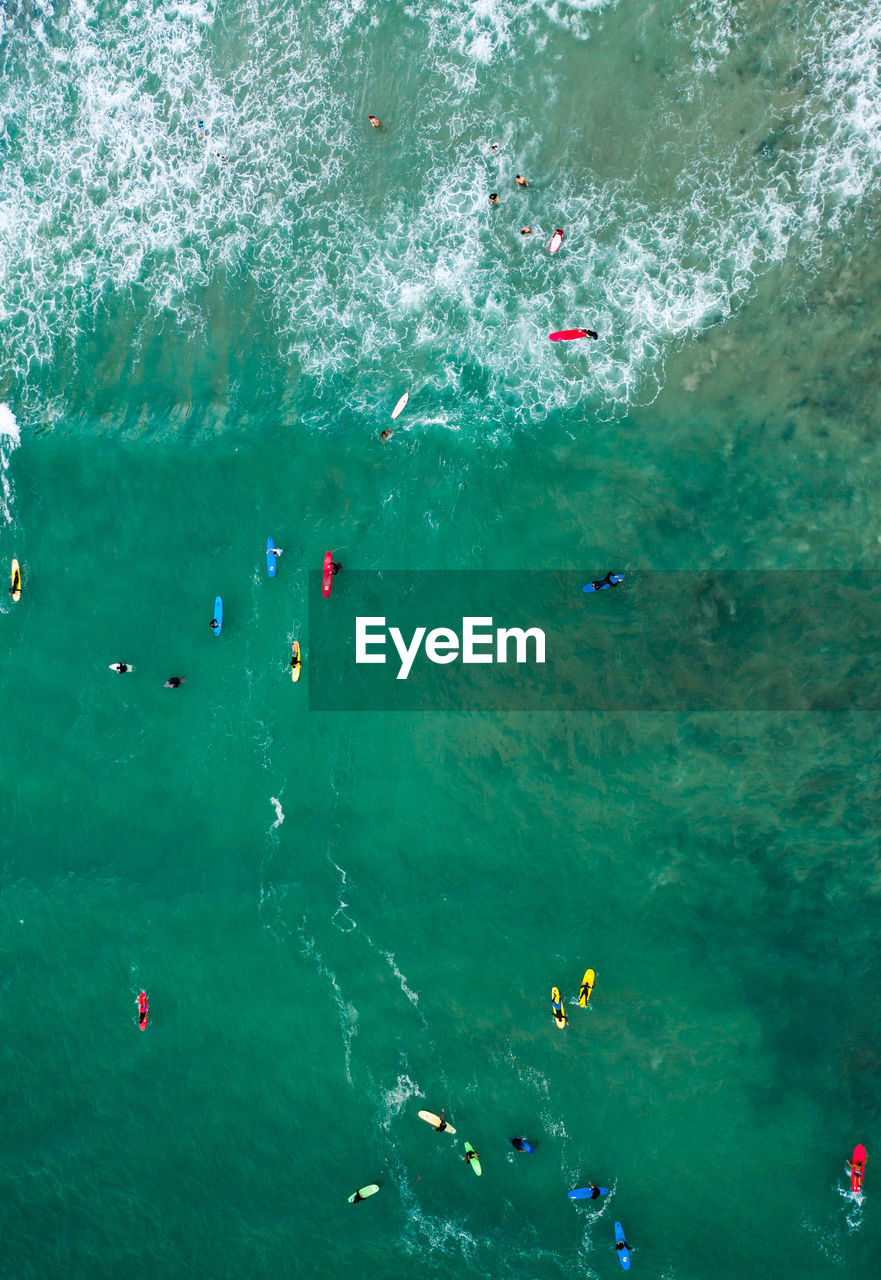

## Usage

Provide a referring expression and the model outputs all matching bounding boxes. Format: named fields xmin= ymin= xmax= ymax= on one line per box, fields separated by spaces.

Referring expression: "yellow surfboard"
xmin=578 ymin=969 xmax=595 ymax=1007
xmin=291 ymin=641 xmax=301 ymax=683
xmin=9 ymin=558 xmax=21 ymax=602
xmin=551 ymin=986 xmax=567 ymax=1029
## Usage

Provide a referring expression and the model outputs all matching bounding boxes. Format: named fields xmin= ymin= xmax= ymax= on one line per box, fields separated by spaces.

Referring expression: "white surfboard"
xmin=549 ymin=229 xmax=564 ymax=255
xmin=418 ymin=1109 xmax=456 ymax=1134
xmin=391 ymin=391 xmax=409 ymax=420
xmin=109 ymin=663 xmax=133 ymax=673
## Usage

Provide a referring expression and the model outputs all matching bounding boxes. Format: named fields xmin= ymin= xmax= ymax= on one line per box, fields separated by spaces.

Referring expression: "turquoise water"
xmin=3 ymin=1 xmax=881 ymax=1276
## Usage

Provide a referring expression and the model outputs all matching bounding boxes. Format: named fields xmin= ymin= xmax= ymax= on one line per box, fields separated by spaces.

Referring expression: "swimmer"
xmin=368 ymin=115 xmax=381 ymax=128
xmin=197 ymin=119 xmax=205 ymax=138
xmin=489 ymin=193 xmax=499 ymax=204
xmin=210 ymin=618 xmax=219 ymax=632
xmin=515 ymin=175 xmax=528 ymax=188
xmin=332 ymin=562 xmax=342 ymax=576
xmin=272 ymin=547 xmax=283 ymax=558
xmin=163 ymin=676 xmax=186 ymax=689
xmin=381 ymin=429 xmax=392 ymax=443
xmin=215 ymin=151 xmax=226 ymax=162
xmin=109 ymin=662 xmax=131 ymax=674
xmin=521 ymin=226 xmax=532 ymax=236
xmin=490 ymin=143 xmax=499 ymax=153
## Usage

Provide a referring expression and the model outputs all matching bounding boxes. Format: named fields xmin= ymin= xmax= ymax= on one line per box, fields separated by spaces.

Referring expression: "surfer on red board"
xmin=138 ymin=991 xmax=148 ymax=1030
xmin=849 ymin=1145 xmax=867 ymax=1193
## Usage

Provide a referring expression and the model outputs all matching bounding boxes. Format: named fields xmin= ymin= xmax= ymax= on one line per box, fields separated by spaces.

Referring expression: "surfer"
xmin=585 ymin=330 xmax=598 ymax=339
xmin=515 ymin=175 xmax=528 ymax=187
xmin=110 ymin=662 xmax=131 ymax=673
xmin=351 ymin=1189 xmax=365 ymax=1203
xmin=588 ymin=1185 xmax=603 ymax=1199
xmin=616 ymin=1236 xmax=630 ymax=1253
xmin=435 ymin=1110 xmax=448 ymax=1133
xmin=489 ymin=193 xmax=499 ymax=204
xmin=290 ymin=649 xmax=301 ymax=675
xmin=368 ymin=115 xmax=381 ymax=128
xmin=521 ymin=227 xmax=532 ymax=236
xmin=464 ymin=1147 xmax=479 ymax=1166
xmin=164 ymin=676 xmax=186 ymax=688
xmin=589 ymin=572 xmax=624 ymax=591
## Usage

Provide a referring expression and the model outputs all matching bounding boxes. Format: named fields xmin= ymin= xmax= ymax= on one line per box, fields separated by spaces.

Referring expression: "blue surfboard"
xmin=583 ymin=574 xmax=624 ymax=593
xmin=510 ymin=1138 xmax=535 ymax=1153
xmin=211 ymin=596 xmax=223 ymax=636
xmin=266 ymin=537 xmax=277 ymax=578
xmin=568 ymin=1186 xmax=609 ymax=1200
xmin=614 ymin=1222 xmax=630 ymax=1270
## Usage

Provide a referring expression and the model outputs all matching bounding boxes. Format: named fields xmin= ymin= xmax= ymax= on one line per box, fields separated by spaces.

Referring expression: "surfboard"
xmin=266 ymin=537 xmax=277 ymax=578
xmin=851 ymin=1144 xmax=867 ymax=1193
xmin=464 ymin=1142 xmax=482 ymax=1176
xmin=391 ymin=391 xmax=409 ymax=420
xmin=418 ymin=1110 xmax=456 ymax=1135
xmin=583 ymin=575 xmax=624 ymax=593
xmin=109 ymin=663 xmax=133 ymax=673
xmin=579 ymin=969 xmax=595 ymax=1007
xmin=549 ymin=329 xmax=588 ymax=341
xmin=322 ymin=552 xmax=333 ymax=598
xmin=551 ymin=986 xmax=567 ymax=1029
xmin=568 ymin=1186 xmax=609 ymax=1200
xmin=348 ymin=1184 xmax=380 ymax=1203
xmin=291 ymin=641 xmax=301 ymax=683
xmin=211 ymin=596 xmax=223 ymax=635
xmin=510 ymin=1138 xmax=535 ymax=1153
xmin=9 ymin=558 xmax=21 ymax=602
xmin=549 ymin=229 xmax=564 ymax=254
xmin=615 ymin=1223 xmax=631 ymax=1270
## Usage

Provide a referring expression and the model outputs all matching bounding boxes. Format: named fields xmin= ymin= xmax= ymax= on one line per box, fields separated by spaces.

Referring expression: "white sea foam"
xmin=297 ymin=923 xmax=359 ymax=1082
xmin=1 ymin=1 xmax=880 ymax=430
xmin=377 ymin=1069 xmax=423 ymax=1130
xmin=0 ymin=404 xmax=20 ymax=529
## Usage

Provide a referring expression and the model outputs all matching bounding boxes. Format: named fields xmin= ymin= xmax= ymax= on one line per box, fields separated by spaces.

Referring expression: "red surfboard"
xmin=322 ymin=551 xmax=333 ymax=598
xmin=851 ymin=1144 xmax=866 ymax=1193
xmin=138 ymin=991 xmax=148 ymax=1030
xmin=548 ymin=229 xmax=564 ymax=254
xmin=549 ymin=329 xmax=588 ymax=341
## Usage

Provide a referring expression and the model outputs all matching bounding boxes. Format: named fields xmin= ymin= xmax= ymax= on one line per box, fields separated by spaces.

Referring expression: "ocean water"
xmin=2 ymin=1 xmax=881 ymax=1276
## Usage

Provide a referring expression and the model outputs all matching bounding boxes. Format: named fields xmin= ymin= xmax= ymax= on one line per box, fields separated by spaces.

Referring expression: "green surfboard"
xmin=464 ymin=1142 xmax=482 ymax=1176
xmin=348 ymin=1184 xmax=380 ymax=1203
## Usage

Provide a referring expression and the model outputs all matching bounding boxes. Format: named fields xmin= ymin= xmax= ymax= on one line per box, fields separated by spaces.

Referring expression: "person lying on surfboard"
xmin=435 ymin=1110 xmax=448 ymax=1132
xmin=464 ymin=1147 xmax=479 ymax=1166
xmin=590 ymin=572 xmax=623 ymax=591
